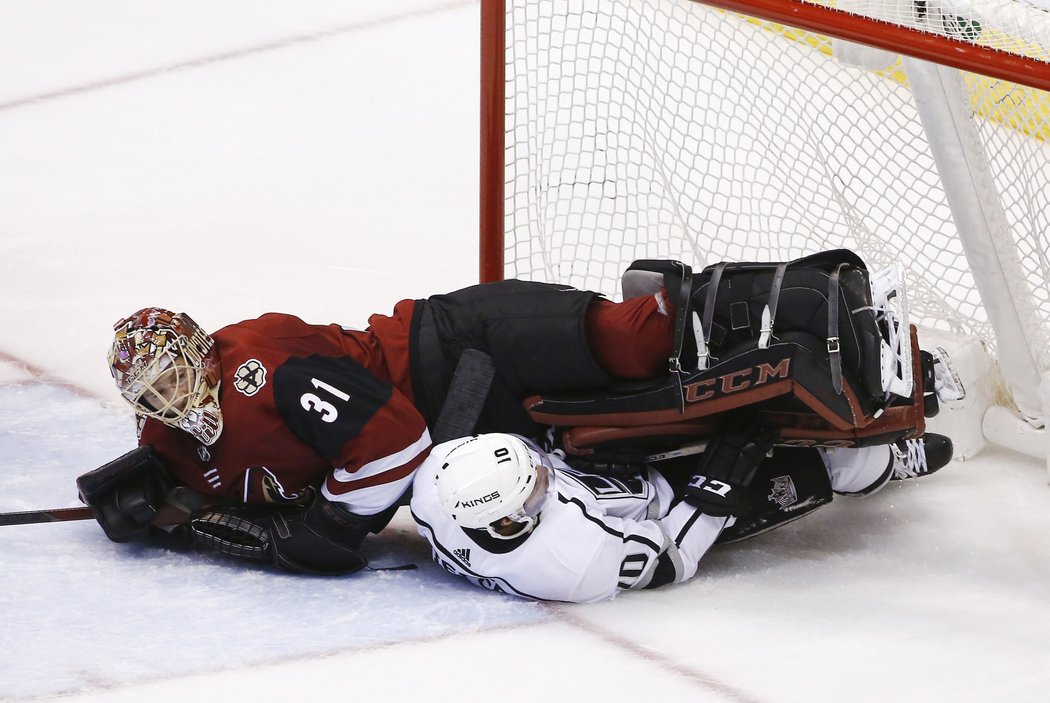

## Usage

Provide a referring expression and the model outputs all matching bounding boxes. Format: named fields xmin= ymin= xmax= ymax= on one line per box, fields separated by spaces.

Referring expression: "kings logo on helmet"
xmin=456 ymin=491 xmax=501 ymax=509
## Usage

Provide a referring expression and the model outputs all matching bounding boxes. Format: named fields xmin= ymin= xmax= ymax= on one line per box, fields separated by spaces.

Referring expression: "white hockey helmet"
xmin=435 ymin=434 xmax=553 ymax=540
xmin=108 ymin=307 xmax=223 ymax=445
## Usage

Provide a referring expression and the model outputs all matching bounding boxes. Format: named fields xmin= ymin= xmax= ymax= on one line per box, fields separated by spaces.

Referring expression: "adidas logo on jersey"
xmin=453 ymin=548 xmax=471 ymax=567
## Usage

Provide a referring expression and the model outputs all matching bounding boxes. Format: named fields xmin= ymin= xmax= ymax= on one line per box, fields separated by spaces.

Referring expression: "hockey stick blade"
xmin=0 ymin=506 xmax=93 ymax=526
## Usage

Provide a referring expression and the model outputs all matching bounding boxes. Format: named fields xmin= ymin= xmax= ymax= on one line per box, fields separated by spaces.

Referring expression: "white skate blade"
xmin=932 ymin=345 xmax=967 ymax=402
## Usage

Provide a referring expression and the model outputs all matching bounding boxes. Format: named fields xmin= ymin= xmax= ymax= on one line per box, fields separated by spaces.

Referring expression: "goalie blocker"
xmin=527 ymin=249 xmax=939 ymax=459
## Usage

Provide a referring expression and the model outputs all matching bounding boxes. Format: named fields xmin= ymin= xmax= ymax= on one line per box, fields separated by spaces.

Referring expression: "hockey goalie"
xmin=72 ymin=247 xmax=960 ymax=578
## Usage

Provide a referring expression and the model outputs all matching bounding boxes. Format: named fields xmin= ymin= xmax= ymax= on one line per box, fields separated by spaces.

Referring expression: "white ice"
xmin=1 ymin=2 xmax=1049 ymax=702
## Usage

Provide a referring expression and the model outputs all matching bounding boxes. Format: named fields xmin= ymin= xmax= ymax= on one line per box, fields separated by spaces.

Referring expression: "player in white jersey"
xmin=411 ymin=433 xmax=723 ymax=602
xmin=410 ymin=431 xmax=953 ymax=603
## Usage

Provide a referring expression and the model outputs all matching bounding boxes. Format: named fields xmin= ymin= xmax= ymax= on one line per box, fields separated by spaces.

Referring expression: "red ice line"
xmin=545 ymin=603 xmax=762 ymax=702
xmin=0 ymin=348 xmax=102 ymax=400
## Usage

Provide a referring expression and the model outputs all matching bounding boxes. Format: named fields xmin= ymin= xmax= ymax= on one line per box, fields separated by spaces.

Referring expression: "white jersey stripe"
xmin=556 ymin=495 xmax=663 ymax=552
xmin=329 ymin=428 xmax=431 ymax=483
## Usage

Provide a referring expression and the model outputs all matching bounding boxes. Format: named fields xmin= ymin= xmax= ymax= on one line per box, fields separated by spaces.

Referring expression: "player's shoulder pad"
xmin=272 ymin=354 xmax=394 ymax=461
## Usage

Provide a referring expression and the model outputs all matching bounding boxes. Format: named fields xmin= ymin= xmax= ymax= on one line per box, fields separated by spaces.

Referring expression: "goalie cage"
xmin=479 ymin=0 xmax=1050 ymax=477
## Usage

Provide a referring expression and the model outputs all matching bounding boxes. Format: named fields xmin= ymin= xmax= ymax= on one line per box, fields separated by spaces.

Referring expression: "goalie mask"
xmin=108 ymin=308 xmax=223 ymax=445
xmin=435 ymin=434 xmax=554 ymax=540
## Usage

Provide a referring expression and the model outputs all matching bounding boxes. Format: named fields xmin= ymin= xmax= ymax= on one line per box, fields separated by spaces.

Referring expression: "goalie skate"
xmin=870 ymin=262 xmax=913 ymax=399
xmin=931 ymin=346 xmax=966 ymax=403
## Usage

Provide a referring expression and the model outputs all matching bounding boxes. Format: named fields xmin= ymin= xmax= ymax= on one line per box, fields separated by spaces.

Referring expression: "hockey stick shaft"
xmin=645 ymin=440 xmax=709 ymax=463
xmin=0 ymin=501 xmax=196 ymax=527
xmin=0 ymin=506 xmax=93 ymax=526
xmin=431 ymin=349 xmax=496 ymax=444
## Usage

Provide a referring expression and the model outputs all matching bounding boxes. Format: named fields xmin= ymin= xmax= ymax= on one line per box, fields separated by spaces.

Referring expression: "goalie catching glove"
xmin=683 ymin=422 xmax=778 ymax=517
xmin=188 ymin=491 xmax=375 ymax=576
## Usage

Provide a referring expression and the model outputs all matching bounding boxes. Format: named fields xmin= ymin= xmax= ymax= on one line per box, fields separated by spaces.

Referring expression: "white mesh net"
xmin=499 ymin=0 xmax=1050 ymax=385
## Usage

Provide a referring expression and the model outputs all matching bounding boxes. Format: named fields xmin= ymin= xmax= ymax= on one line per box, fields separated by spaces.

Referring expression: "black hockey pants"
xmin=409 ymin=280 xmax=615 ymax=437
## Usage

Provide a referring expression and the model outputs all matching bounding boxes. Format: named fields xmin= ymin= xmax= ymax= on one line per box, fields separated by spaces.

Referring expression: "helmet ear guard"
xmin=108 ymin=308 xmax=223 ymax=445
xmin=434 ymin=434 xmax=553 ymax=540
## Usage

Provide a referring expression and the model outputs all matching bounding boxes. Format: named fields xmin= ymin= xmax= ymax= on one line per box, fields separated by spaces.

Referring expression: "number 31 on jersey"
xmin=300 ymin=378 xmax=351 ymax=423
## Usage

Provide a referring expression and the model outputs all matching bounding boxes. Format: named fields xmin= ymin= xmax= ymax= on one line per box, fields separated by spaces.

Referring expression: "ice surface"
xmin=1 ymin=2 xmax=1048 ymax=702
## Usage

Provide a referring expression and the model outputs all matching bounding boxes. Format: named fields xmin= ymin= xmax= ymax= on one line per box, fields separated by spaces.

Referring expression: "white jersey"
xmin=410 ymin=438 xmax=732 ymax=603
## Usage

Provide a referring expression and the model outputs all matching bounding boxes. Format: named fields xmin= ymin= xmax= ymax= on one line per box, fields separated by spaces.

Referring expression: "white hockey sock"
xmin=821 ymin=445 xmax=893 ymax=495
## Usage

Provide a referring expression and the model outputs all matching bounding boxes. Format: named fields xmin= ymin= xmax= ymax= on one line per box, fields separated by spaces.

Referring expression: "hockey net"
xmin=481 ymin=0 xmax=1050 ymax=463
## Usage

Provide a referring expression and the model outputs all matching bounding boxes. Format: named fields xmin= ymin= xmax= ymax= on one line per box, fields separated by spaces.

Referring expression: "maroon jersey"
xmin=139 ymin=308 xmax=429 ymax=516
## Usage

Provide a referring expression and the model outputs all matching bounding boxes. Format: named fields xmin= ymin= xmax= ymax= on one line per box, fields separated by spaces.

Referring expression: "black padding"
xmin=730 ymin=301 xmax=751 ymax=331
xmin=689 ymin=250 xmax=883 ymax=398
xmin=189 ymin=495 xmax=375 ymax=575
xmin=643 ymin=549 xmax=681 ymax=590
xmin=76 ymin=446 xmax=166 ymax=502
xmin=526 ymin=249 xmax=901 ymax=444
xmin=267 ymin=496 xmax=372 ymax=575
xmin=530 ymin=331 xmax=871 ymax=427
xmin=716 ymin=447 xmax=833 ymax=543
xmin=76 ymin=446 xmax=173 ymax=543
xmin=412 ymin=279 xmax=614 ymax=435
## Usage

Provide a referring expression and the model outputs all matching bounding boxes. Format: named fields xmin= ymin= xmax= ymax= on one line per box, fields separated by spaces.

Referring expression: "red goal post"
xmin=479 ymin=0 xmax=1050 ymax=467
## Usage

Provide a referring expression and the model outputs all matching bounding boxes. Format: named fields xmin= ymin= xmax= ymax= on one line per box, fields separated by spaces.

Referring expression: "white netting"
xmin=501 ymin=0 xmax=1050 ymax=379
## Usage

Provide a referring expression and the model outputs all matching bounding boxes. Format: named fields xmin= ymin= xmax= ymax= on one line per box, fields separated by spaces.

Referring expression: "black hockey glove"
xmin=188 ymin=492 xmax=375 ymax=576
xmin=76 ymin=446 xmax=175 ymax=542
xmin=683 ymin=423 xmax=778 ymax=517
